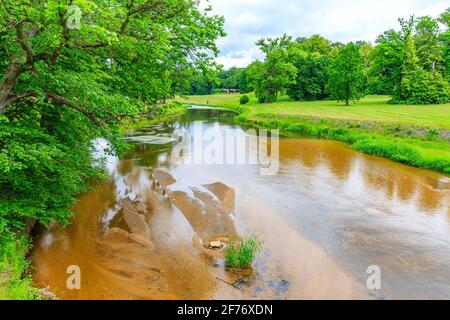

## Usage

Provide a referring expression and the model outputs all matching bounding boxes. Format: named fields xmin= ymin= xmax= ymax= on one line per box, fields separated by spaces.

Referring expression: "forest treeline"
xmin=190 ymin=9 xmax=450 ymax=105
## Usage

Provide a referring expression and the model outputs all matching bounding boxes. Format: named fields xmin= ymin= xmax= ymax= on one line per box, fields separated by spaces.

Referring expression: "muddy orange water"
xmin=31 ymin=107 xmax=450 ymax=300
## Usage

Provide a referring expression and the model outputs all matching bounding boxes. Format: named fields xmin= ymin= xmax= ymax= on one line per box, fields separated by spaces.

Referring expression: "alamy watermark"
xmin=367 ymin=265 xmax=382 ymax=290
xmin=66 ymin=5 xmax=82 ymax=30
xmin=66 ymin=265 xmax=81 ymax=290
xmin=170 ymin=124 xmax=280 ymax=176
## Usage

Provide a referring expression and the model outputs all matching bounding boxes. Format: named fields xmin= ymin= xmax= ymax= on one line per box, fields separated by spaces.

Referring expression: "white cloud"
xmin=205 ymin=0 xmax=449 ymax=68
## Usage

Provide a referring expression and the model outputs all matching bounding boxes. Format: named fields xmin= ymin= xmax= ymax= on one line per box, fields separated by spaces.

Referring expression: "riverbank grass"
xmin=225 ymin=233 xmax=263 ymax=270
xmin=0 ymin=236 xmax=39 ymax=300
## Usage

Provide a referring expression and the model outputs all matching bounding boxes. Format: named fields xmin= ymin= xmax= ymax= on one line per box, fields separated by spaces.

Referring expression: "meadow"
xmin=179 ymin=93 xmax=450 ymax=129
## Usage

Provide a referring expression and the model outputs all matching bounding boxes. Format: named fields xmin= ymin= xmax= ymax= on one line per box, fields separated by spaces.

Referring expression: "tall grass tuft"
xmin=225 ymin=232 xmax=263 ymax=270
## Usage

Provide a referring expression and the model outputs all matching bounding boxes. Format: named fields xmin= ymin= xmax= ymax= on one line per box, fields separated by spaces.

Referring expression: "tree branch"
xmin=46 ymin=93 xmax=160 ymax=127
xmin=45 ymin=93 xmax=104 ymax=126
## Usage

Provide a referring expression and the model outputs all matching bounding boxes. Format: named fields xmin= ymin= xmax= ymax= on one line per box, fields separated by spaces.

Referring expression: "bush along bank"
xmin=233 ymin=112 xmax=450 ymax=174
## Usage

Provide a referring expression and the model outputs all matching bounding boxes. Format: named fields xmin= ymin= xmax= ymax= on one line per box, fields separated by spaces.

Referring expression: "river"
xmin=31 ymin=107 xmax=450 ymax=300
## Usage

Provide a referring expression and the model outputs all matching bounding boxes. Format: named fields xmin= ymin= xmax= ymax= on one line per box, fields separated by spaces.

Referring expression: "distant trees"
xmin=440 ymin=9 xmax=450 ymax=81
xmin=189 ymin=72 xmax=218 ymax=95
xmin=326 ymin=43 xmax=366 ymax=105
xmin=217 ymin=67 xmax=252 ymax=93
xmin=247 ymin=35 xmax=297 ymax=103
xmin=286 ymin=35 xmax=331 ymax=101
xmin=369 ymin=15 xmax=450 ymax=104
xmin=193 ymin=8 xmax=450 ymax=105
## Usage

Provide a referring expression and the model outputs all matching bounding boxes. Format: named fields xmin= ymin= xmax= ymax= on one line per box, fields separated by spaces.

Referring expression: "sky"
xmin=204 ymin=0 xmax=449 ymax=69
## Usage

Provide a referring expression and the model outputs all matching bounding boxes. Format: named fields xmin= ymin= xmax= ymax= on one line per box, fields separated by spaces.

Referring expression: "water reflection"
xmin=32 ymin=108 xmax=450 ymax=300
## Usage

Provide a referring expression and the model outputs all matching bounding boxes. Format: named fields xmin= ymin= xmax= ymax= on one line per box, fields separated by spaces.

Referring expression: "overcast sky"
xmin=205 ymin=0 xmax=449 ymax=69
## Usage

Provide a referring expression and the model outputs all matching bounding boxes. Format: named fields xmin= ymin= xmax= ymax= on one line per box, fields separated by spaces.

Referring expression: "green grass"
xmin=224 ymin=233 xmax=263 ymax=270
xmin=0 ymin=236 xmax=40 ymax=300
xmin=176 ymin=93 xmax=450 ymax=174
xmin=178 ymin=93 xmax=450 ymax=129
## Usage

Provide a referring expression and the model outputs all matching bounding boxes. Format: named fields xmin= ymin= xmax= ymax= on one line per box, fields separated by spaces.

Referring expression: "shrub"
xmin=225 ymin=232 xmax=263 ymax=270
xmin=0 ymin=236 xmax=40 ymax=300
xmin=240 ymin=95 xmax=250 ymax=105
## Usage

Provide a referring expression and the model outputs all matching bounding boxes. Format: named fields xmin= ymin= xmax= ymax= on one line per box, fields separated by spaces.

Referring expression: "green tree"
xmin=398 ymin=17 xmax=450 ymax=104
xmin=368 ymin=30 xmax=404 ymax=95
xmin=439 ymin=8 xmax=450 ymax=81
xmin=249 ymin=35 xmax=297 ymax=103
xmin=326 ymin=43 xmax=365 ymax=105
xmin=286 ymin=35 xmax=331 ymax=101
xmin=0 ymin=0 xmax=224 ymax=248
xmin=415 ymin=16 xmax=443 ymax=74
xmin=369 ymin=14 xmax=450 ymax=104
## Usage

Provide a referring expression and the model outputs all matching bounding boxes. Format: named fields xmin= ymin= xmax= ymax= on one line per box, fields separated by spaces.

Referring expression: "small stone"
xmin=209 ymin=241 xmax=223 ymax=249
xmin=38 ymin=287 xmax=58 ymax=300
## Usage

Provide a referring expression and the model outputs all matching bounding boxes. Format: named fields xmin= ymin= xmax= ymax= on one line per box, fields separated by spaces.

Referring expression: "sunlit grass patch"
xmin=0 ymin=236 xmax=40 ymax=300
xmin=225 ymin=232 xmax=263 ymax=270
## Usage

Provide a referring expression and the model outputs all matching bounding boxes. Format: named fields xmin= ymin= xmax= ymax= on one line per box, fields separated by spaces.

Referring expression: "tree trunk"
xmin=345 ymin=81 xmax=350 ymax=106
xmin=0 ymin=60 xmax=24 ymax=113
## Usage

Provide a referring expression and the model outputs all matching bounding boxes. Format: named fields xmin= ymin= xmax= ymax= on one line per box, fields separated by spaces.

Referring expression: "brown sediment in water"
xmin=31 ymin=171 xmax=246 ymax=300
xmin=31 ymin=111 xmax=450 ymax=300
xmin=31 ymin=167 xmax=362 ymax=300
xmin=236 ymin=192 xmax=364 ymax=300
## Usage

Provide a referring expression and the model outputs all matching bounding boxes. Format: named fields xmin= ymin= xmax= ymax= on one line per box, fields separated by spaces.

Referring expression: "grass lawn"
xmin=178 ymin=93 xmax=450 ymax=129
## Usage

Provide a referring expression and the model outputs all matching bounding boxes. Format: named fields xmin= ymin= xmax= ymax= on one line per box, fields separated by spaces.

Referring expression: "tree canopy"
xmin=326 ymin=42 xmax=365 ymax=106
xmin=0 ymin=0 xmax=224 ymax=244
xmin=213 ymin=8 xmax=450 ymax=106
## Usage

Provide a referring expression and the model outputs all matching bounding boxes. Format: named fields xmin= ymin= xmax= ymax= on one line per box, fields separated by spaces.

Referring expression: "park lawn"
xmin=178 ymin=93 xmax=450 ymax=129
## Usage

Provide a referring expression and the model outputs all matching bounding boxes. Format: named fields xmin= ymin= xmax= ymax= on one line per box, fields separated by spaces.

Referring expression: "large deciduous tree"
xmin=368 ymin=13 xmax=450 ymax=104
xmin=0 ymin=0 xmax=224 ymax=244
xmin=248 ymin=35 xmax=297 ymax=103
xmin=0 ymin=0 xmax=224 ymax=118
xmin=326 ymin=42 xmax=365 ymax=106
xmin=286 ymin=36 xmax=330 ymax=101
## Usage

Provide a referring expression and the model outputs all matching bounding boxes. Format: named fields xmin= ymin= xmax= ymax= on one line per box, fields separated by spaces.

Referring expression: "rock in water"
xmin=209 ymin=241 xmax=223 ymax=249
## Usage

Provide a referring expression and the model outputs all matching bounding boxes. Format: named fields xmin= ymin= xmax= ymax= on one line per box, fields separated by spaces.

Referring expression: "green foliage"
xmin=248 ymin=35 xmax=297 ymax=103
xmin=286 ymin=39 xmax=330 ymax=101
xmin=0 ymin=0 xmax=224 ymax=299
xmin=224 ymin=233 xmax=263 ymax=270
xmin=415 ymin=16 xmax=444 ymax=73
xmin=240 ymin=95 xmax=250 ymax=105
xmin=326 ymin=43 xmax=366 ymax=105
xmin=368 ymin=30 xmax=405 ymax=95
xmin=369 ymin=13 xmax=450 ymax=103
xmin=440 ymin=9 xmax=450 ymax=81
xmin=0 ymin=109 xmax=103 ymax=245
xmin=217 ymin=67 xmax=252 ymax=93
xmin=189 ymin=71 xmax=218 ymax=95
xmin=0 ymin=235 xmax=40 ymax=300
xmin=400 ymin=68 xmax=450 ymax=104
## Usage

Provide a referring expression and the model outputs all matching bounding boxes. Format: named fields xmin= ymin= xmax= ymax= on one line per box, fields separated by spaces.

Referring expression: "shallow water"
xmin=32 ymin=108 xmax=450 ymax=300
